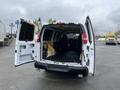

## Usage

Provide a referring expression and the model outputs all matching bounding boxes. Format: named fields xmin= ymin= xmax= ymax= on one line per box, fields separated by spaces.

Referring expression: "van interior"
xmin=42 ymin=24 xmax=83 ymax=63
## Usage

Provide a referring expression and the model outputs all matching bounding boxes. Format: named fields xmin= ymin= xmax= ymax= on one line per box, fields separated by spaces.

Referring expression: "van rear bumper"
xmin=34 ymin=61 xmax=87 ymax=74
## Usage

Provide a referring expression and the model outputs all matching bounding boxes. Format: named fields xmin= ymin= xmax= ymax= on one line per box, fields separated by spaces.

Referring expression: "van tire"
xmin=82 ymin=67 xmax=89 ymax=77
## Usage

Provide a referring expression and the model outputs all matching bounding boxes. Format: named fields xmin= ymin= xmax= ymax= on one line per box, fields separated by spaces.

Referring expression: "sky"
xmin=1 ymin=0 xmax=120 ymax=35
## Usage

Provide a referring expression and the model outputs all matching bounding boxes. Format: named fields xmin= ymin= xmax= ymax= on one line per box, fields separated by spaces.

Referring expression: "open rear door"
xmin=85 ymin=16 xmax=95 ymax=76
xmin=15 ymin=21 xmax=35 ymax=66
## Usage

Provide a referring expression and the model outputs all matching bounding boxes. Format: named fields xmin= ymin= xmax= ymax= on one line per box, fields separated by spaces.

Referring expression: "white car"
xmin=105 ymin=36 xmax=117 ymax=45
xmin=15 ymin=16 xmax=95 ymax=77
xmin=117 ymin=35 xmax=120 ymax=44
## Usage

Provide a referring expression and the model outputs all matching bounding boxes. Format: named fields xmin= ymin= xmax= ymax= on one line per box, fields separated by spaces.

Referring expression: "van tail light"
xmin=82 ymin=33 xmax=88 ymax=44
xmin=37 ymin=32 xmax=40 ymax=42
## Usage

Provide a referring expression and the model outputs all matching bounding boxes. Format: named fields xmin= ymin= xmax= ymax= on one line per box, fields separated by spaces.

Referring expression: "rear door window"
xmin=86 ymin=22 xmax=92 ymax=43
xmin=19 ymin=22 xmax=34 ymax=41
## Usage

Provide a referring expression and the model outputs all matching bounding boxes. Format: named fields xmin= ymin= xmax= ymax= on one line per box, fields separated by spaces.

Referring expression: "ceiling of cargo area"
xmin=47 ymin=24 xmax=81 ymax=33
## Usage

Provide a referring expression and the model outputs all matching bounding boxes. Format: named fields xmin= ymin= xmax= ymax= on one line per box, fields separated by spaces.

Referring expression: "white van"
xmin=15 ymin=16 xmax=95 ymax=77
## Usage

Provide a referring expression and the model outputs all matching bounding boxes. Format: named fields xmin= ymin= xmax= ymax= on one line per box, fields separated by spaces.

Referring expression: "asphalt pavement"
xmin=0 ymin=40 xmax=120 ymax=90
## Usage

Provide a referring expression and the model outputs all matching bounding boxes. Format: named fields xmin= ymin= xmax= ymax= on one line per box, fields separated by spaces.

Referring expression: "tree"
xmin=48 ymin=19 xmax=56 ymax=24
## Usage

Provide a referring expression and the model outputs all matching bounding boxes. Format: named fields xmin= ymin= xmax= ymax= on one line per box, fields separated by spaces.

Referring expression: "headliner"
xmin=45 ymin=24 xmax=83 ymax=33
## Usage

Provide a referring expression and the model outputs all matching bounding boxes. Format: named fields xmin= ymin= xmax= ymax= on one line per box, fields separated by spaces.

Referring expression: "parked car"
xmin=15 ymin=16 xmax=95 ymax=77
xmin=105 ymin=32 xmax=117 ymax=45
xmin=117 ymin=35 xmax=120 ymax=44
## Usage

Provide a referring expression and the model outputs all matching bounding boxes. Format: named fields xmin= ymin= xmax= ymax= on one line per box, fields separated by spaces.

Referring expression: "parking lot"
xmin=0 ymin=40 xmax=120 ymax=90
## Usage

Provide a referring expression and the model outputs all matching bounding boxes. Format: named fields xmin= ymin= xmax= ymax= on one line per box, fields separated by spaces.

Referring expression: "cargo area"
xmin=42 ymin=24 xmax=83 ymax=63
xmin=46 ymin=50 xmax=81 ymax=63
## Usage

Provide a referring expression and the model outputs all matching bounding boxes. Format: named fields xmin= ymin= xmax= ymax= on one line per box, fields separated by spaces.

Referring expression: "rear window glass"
xmin=67 ymin=33 xmax=80 ymax=39
xmin=43 ymin=29 xmax=53 ymax=41
xmin=19 ymin=22 xmax=34 ymax=41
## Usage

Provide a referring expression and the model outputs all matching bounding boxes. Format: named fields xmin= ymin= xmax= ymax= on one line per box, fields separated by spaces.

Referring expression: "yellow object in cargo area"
xmin=46 ymin=42 xmax=56 ymax=57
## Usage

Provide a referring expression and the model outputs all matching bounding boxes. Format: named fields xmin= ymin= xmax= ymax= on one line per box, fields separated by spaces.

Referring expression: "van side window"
xmin=43 ymin=29 xmax=53 ymax=41
xmin=19 ymin=22 xmax=34 ymax=41
xmin=86 ymin=22 xmax=92 ymax=43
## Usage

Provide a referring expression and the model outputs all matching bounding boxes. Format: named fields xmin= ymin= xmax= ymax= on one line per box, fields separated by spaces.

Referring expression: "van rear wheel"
xmin=82 ymin=67 xmax=89 ymax=77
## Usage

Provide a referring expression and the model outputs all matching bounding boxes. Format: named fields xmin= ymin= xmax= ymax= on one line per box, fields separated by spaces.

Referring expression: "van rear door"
xmin=15 ymin=21 xmax=35 ymax=66
xmin=85 ymin=16 xmax=95 ymax=75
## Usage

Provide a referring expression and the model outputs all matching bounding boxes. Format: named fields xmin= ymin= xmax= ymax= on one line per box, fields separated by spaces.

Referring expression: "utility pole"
xmin=9 ymin=23 xmax=15 ymax=38
xmin=15 ymin=20 xmax=20 ymax=37
xmin=15 ymin=20 xmax=19 ymax=29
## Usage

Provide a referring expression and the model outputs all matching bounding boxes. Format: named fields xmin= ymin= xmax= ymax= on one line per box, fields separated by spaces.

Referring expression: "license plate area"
xmin=47 ymin=64 xmax=68 ymax=72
